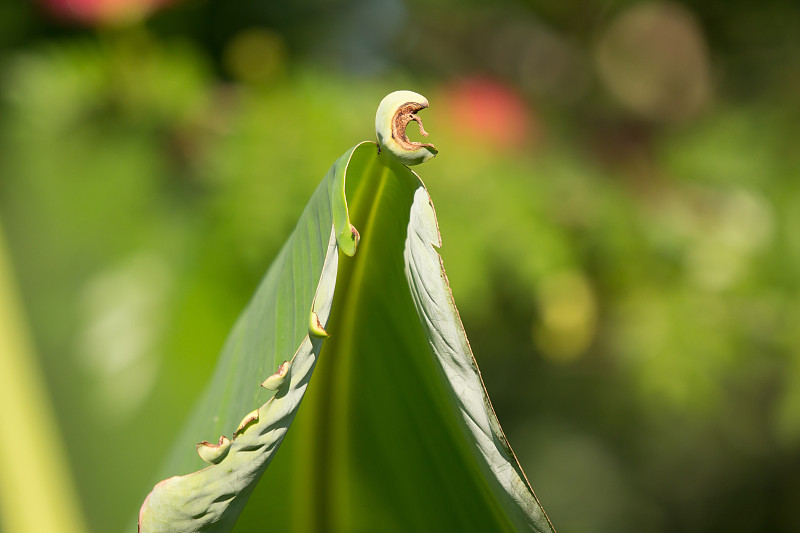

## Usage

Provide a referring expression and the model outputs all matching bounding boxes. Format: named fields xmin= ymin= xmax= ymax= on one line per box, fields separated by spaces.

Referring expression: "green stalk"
xmin=0 ymin=220 xmax=88 ymax=533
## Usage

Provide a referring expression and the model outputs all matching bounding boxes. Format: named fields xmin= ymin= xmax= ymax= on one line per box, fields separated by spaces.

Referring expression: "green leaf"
xmin=139 ymin=95 xmax=554 ymax=533
xmin=138 ymin=140 xmax=369 ymax=531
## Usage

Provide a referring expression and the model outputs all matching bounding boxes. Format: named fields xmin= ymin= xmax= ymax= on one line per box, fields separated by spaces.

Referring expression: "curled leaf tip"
xmin=336 ymin=223 xmax=360 ymax=257
xmin=196 ymin=436 xmax=231 ymax=464
xmin=350 ymin=224 xmax=361 ymax=252
xmin=261 ymin=360 xmax=291 ymax=390
xmin=308 ymin=310 xmax=330 ymax=338
xmin=234 ymin=410 xmax=259 ymax=438
xmin=376 ymin=90 xmax=438 ymax=166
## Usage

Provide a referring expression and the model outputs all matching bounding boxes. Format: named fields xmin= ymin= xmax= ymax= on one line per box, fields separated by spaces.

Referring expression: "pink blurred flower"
xmin=439 ymin=77 xmax=535 ymax=150
xmin=39 ymin=0 xmax=175 ymax=26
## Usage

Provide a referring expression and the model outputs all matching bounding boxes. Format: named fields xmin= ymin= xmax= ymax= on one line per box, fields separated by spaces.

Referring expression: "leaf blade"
xmin=237 ymin=151 xmax=553 ymax=532
xmin=139 ymin=142 xmax=375 ymax=532
xmin=404 ymin=180 xmax=555 ymax=532
xmin=141 ymin=132 xmax=554 ymax=532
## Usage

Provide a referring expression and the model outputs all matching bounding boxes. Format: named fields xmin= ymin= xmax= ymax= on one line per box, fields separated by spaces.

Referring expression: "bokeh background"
xmin=1 ymin=0 xmax=799 ymax=531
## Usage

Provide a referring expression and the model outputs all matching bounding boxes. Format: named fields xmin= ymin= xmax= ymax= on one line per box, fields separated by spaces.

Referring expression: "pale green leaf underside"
xmin=140 ymin=142 xmax=554 ymax=532
xmin=405 ymin=185 xmax=553 ymax=532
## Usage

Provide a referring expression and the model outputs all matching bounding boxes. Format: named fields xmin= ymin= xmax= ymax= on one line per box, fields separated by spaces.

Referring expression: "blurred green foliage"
xmin=1 ymin=0 xmax=800 ymax=531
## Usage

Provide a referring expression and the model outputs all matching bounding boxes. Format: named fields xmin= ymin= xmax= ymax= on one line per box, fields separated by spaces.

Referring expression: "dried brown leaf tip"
xmin=376 ymin=90 xmax=438 ymax=166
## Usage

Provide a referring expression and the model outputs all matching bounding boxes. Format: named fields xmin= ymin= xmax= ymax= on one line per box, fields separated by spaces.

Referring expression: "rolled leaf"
xmin=139 ymin=93 xmax=555 ymax=533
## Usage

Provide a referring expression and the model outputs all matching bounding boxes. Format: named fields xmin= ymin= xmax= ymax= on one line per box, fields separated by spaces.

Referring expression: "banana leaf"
xmin=139 ymin=92 xmax=555 ymax=533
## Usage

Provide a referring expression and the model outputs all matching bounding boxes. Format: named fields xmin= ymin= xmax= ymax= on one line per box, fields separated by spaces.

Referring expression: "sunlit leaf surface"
xmin=140 ymin=139 xmax=553 ymax=532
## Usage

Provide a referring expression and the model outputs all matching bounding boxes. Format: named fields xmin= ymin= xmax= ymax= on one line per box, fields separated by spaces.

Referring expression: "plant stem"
xmin=0 ymin=220 xmax=88 ymax=533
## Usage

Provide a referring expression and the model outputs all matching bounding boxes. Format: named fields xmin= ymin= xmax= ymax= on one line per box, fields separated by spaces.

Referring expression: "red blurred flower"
xmin=439 ymin=77 xmax=535 ymax=150
xmin=39 ymin=0 xmax=175 ymax=26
